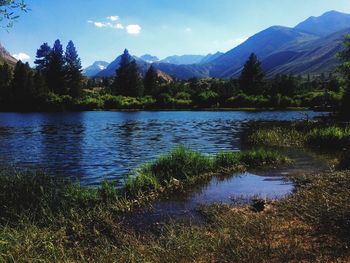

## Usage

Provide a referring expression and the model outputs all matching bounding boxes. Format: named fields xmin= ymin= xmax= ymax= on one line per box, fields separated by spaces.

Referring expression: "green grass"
xmin=307 ymin=126 xmax=350 ymax=148
xmin=1 ymin=170 xmax=350 ymax=262
xmin=124 ymin=146 xmax=289 ymax=196
xmin=0 ymin=147 xmax=291 ymax=262
xmin=249 ymin=122 xmax=350 ymax=150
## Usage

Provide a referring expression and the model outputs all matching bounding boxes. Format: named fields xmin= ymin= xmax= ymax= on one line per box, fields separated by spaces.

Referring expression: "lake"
xmin=0 ymin=111 xmax=326 ymax=186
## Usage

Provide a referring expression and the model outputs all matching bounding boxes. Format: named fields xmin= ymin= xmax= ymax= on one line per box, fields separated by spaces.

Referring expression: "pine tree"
xmin=144 ymin=65 xmax=159 ymax=95
xmin=32 ymin=71 xmax=48 ymax=101
xmin=0 ymin=62 xmax=12 ymax=102
xmin=113 ymin=49 xmax=143 ymax=97
xmin=11 ymin=61 xmax=33 ymax=106
xmin=65 ymin=40 xmax=83 ymax=98
xmin=239 ymin=53 xmax=265 ymax=95
xmin=34 ymin=42 xmax=52 ymax=72
xmin=47 ymin=39 xmax=66 ymax=95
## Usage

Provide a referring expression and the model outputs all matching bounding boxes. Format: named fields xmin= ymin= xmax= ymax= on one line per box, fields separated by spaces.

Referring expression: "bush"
xmin=197 ymin=90 xmax=219 ymax=108
xmin=75 ymin=96 xmax=103 ymax=110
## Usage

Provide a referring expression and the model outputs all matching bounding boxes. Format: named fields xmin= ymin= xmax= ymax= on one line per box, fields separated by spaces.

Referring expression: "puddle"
xmin=124 ymin=148 xmax=332 ymax=231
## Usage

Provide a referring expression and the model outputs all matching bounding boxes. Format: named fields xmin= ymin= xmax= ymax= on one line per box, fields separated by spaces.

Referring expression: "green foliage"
xmin=197 ymin=90 xmax=219 ymax=107
xmin=143 ymin=146 xmax=215 ymax=182
xmin=124 ymin=173 xmax=160 ymax=196
xmin=125 ymin=146 xmax=288 ymax=196
xmin=249 ymin=126 xmax=306 ymax=147
xmin=0 ymin=0 xmax=28 ymax=28
xmin=239 ymin=53 xmax=265 ymax=95
xmin=307 ymin=126 xmax=350 ymax=148
xmin=65 ymin=40 xmax=83 ymax=98
xmin=0 ymin=45 xmax=345 ymax=111
xmin=143 ymin=65 xmax=159 ymax=96
xmin=249 ymin=122 xmax=350 ymax=150
xmin=338 ymin=35 xmax=350 ymax=117
xmin=113 ymin=49 xmax=143 ymax=97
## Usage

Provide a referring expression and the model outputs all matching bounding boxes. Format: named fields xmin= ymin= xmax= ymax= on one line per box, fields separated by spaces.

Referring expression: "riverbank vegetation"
xmin=249 ymin=122 xmax=350 ymax=148
xmin=1 ymin=38 xmax=348 ymax=112
xmin=1 ymin=157 xmax=349 ymax=262
xmin=124 ymin=146 xmax=288 ymax=197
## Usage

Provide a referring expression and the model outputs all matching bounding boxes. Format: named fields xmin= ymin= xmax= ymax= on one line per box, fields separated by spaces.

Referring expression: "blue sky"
xmin=1 ymin=0 xmax=350 ymax=67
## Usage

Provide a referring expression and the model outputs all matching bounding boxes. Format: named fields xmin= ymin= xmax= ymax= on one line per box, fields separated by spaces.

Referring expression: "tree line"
xmin=0 ymin=39 xmax=83 ymax=110
xmin=0 ymin=36 xmax=349 ymax=113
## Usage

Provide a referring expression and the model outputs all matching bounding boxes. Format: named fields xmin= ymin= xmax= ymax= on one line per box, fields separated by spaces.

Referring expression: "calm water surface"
xmin=0 ymin=111 xmax=326 ymax=185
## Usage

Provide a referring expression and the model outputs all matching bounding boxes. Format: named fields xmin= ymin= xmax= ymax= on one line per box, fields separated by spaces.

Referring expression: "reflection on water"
xmin=0 ymin=111 xmax=327 ymax=185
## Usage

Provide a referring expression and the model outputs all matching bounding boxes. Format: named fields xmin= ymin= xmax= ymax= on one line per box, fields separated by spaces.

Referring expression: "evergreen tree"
xmin=0 ymin=62 xmax=12 ymax=102
xmin=239 ymin=53 xmax=265 ymax=95
xmin=113 ymin=49 xmax=143 ymax=97
xmin=47 ymin=39 xmax=66 ymax=95
xmin=11 ymin=61 xmax=33 ymax=107
xmin=32 ymin=71 xmax=48 ymax=101
xmin=34 ymin=42 xmax=52 ymax=72
xmin=144 ymin=65 xmax=159 ymax=95
xmin=65 ymin=40 xmax=83 ymax=98
xmin=338 ymin=34 xmax=350 ymax=117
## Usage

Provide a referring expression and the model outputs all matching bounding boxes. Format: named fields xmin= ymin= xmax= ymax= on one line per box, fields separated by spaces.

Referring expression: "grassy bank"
xmin=248 ymin=121 xmax=350 ymax=149
xmin=124 ymin=146 xmax=288 ymax=197
xmin=1 ymin=170 xmax=350 ymax=261
xmin=0 ymin=147 xmax=291 ymax=262
xmin=0 ymin=147 xmax=288 ymax=225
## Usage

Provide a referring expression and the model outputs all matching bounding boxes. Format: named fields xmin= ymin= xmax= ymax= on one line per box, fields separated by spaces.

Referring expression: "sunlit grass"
xmin=1 ymin=170 xmax=350 ymax=262
xmin=249 ymin=122 xmax=350 ymax=149
xmin=124 ymin=146 xmax=289 ymax=196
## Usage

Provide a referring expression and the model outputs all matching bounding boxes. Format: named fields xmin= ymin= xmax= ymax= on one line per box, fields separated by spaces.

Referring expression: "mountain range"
xmin=2 ymin=11 xmax=347 ymax=80
xmin=83 ymin=10 xmax=350 ymax=80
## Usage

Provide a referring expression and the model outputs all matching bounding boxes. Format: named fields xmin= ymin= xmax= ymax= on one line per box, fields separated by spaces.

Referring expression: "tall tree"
xmin=47 ymin=39 xmax=65 ymax=95
xmin=113 ymin=49 xmax=143 ymax=97
xmin=34 ymin=42 xmax=51 ymax=72
xmin=338 ymin=34 xmax=350 ymax=117
xmin=65 ymin=40 xmax=83 ymax=98
xmin=144 ymin=65 xmax=159 ymax=95
xmin=0 ymin=62 xmax=12 ymax=101
xmin=239 ymin=53 xmax=265 ymax=95
xmin=11 ymin=61 xmax=33 ymax=106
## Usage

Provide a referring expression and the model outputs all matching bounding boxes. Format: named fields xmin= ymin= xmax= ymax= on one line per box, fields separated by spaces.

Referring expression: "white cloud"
xmin=88 ymin=17 xmax=140 ymax=34
xmin=94 ymin=22 xmax=106 ymax=28
xmin=126 ymin=24 xmax=141 ymax=35
xmin=107 ymin=16 xmax=119 ymax=21
xmin=115 ymin=23 xmax=124 ymax=29
xmin=185 ymin=27 xmax=192 ymax=33
xmin=12 ymin=52 xmax=30 ymax=61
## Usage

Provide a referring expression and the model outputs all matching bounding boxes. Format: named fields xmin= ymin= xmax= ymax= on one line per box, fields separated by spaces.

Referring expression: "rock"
xmin=251 ymin=198 xmax=266 ymax=212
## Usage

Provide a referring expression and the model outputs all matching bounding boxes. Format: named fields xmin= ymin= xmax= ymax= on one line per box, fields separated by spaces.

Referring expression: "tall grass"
xmin=307 ymin=126 xmax=350 ymax=148
xmin=249 ymin=122 xmax=350 ymax=150
xmin=281 ymin=172 xmax=350 ymax=241
xmin=0 ymin=147 xmax=288 ymax=225
xmin=0 ymin=154 xmax=349 ymax=261
xmin=124 ymin=146 xmax=289 ymax=196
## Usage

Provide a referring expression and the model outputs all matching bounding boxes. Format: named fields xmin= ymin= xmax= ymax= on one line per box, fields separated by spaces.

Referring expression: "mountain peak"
xmin=295 ymin=10 xmax=350 ymax=36
xmin=83 ymin=61 xmax=109 ymax=77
